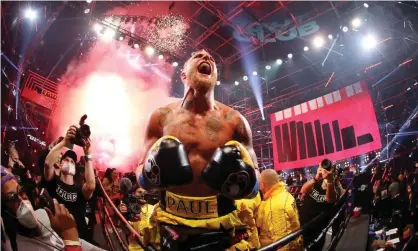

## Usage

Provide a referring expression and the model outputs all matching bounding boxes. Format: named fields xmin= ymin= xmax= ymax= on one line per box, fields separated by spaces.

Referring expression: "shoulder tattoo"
xmin=158 ymin=108 xmax=171 ymax=127
xmin=224 ymin=110 xmax=236 ymax=121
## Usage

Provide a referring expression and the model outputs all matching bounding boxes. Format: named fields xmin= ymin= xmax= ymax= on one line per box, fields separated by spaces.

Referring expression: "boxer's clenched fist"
xmin=139 ymin=136 xmax=193 ymax=190
xmin=202 ymin=140 xmax=259 ymax=199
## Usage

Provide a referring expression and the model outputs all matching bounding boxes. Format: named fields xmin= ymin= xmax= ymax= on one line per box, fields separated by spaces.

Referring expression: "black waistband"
xmin=159 ymin=191 xmax=236 ymax=219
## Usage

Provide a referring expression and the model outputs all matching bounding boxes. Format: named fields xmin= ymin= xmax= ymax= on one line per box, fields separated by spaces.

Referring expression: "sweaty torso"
xmin=159 ymin=101 xmax=239 ymax=196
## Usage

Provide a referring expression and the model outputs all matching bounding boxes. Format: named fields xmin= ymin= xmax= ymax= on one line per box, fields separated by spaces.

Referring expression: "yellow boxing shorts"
xmin=146 ymin=191 xmax=260 ymax=251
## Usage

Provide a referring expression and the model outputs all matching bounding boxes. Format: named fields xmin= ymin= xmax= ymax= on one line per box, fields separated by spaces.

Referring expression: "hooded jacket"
xmin=256 ymin=182 xmax=303 ymax=250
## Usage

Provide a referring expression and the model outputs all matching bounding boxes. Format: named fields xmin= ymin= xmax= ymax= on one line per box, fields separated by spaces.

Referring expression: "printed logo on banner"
xmin=270 ymin=81 xmax=382 ymax=170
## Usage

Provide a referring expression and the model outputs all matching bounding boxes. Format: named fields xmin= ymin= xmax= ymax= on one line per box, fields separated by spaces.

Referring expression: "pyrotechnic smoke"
xmin=50 ymin=41 xmax=178 ymax=172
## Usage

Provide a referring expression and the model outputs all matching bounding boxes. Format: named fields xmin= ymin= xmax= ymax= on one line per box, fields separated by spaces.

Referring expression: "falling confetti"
xmin=145 ymin=14 xmax=189 ymax=54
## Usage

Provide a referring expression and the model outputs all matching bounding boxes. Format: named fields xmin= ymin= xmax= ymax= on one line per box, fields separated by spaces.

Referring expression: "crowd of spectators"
xmin=2 ymin=123 xmax=417 ymax=251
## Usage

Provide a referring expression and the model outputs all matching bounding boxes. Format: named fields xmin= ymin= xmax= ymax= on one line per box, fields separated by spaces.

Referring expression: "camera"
xmin=70 ymin=114 xmax=91 ymax=147
xmin=122 ymin=194 xmax=145 ymax=221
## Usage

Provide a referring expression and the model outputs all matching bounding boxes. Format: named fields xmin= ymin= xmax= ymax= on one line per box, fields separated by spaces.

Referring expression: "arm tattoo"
xmin=205 ymin=116 xmax=222 ymax=143
xmin=158 ymin=108 xmax=171 ymax=127
xmin=235 ymin=117 xmax=247 ymax=142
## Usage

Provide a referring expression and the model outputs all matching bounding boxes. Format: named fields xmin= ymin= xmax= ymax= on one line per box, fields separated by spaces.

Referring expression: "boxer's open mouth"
xmin=197 ymin=62 xmax=211 ymax=75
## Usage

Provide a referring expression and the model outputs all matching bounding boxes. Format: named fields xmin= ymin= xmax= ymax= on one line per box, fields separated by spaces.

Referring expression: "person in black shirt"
xmin=44 ymin=125 xmax=96 ymax=241
xmin=299 ymin=159 xmax=338 ymax=251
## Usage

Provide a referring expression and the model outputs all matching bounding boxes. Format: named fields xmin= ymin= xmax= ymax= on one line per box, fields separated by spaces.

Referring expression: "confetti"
xmin=144 ymin=13 xmax=189 ymax=54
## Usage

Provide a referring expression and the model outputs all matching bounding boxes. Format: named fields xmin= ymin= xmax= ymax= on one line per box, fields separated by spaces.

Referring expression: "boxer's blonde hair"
xmin=182 ymin=49 xmax=210 ymax=71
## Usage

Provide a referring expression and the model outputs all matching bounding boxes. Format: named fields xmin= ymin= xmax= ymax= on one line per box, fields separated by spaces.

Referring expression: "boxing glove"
xmin=139 ymin=136 xmax=193 ymax=190
xmin=202 ymin=141 xmax=259 ymax=200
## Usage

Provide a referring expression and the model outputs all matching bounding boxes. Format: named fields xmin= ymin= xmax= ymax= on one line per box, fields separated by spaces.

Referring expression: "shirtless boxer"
xmin=137 ymin=49 xmax=260 ymax=250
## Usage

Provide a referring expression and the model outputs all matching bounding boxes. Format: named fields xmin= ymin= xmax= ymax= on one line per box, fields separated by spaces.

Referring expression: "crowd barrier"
xmin=96 ymin=177 xmax=157 ymax=251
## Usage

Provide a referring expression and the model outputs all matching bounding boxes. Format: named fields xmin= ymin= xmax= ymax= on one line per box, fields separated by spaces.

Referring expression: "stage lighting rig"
xmin=93 ymin=23 xmax=102 ymax=32
xmin=243 ymin=75 xmax=248 ymax=81
xmin=24 ymin=8 xmax=37 ymax=20
xmin=287 ymin=53 xmax=293 ymax=59
xmin=103 ymin=29 xmax=116 ymax=41
xmin=352 ymin=18 xmax=361 ymax=28
xmin=313 ymin=36 xmax=324 ymax=48
xmin=145 ymin=46 xmax=155 ymax=56
xmin=265 ymin=65 xmax=271 ymax=70
xmin=276 ymin=59 xmax=283 ymax=65
xmin=362 ymin=35 xmax=377 ymax=49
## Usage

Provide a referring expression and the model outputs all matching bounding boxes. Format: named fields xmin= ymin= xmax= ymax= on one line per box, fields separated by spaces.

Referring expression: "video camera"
xmin=119 ymin=177 xmax=146 ymax=221
xmin=70 ymin=115 xmax=91 ymax=147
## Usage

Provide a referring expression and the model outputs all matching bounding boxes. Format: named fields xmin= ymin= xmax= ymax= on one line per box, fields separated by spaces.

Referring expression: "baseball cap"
xmin=321 ymin=159 xmax=333 ymax=171
xmin=61 ymin=150 xmax=77 ymax=163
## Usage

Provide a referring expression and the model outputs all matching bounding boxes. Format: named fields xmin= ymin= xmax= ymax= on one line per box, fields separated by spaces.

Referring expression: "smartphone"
xmin=40 ymin=188 xmax=55 ymax=214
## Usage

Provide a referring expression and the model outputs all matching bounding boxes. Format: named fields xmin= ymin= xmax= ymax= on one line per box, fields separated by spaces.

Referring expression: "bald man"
xmin=256 ymin=169 xmax=303 ymax=250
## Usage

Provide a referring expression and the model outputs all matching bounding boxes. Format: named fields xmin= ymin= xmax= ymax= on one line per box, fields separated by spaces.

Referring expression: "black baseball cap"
xmin=321 ymin=159 xmax=333 ymax=171
xmin=61 ymin=150 xmax=77 ymax=163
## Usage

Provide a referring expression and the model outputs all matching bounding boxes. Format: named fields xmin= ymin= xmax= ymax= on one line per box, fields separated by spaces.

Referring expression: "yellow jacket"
xmin=236 ymin=193 xmax=262 ymax=249
xmin=127 ymin=204 xmax=156 ymax=251
xmin=256 ymin=182 xmax=303 ymax=251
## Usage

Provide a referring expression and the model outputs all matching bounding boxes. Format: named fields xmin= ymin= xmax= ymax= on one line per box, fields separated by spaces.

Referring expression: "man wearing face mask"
xmin=1 ymin=167 xmax=103 ymax=251
xmin=44 ymin=125 xmax=96 ymax=241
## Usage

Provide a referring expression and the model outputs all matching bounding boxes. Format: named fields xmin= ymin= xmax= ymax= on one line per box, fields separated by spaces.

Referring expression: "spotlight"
xmin=362 ymin=35 xmax=377 ymax=49
xmin=304 ymin=46 xmax=309 ymax=51
xmin=352 ymin=18 xmax=361 ymax=28
xmin=265 ymin=65 xmax=271 ymax=70
xmin=276 ymin=59 xmax=283 ymax=65
xmin=86 ymin=0 xmax=92 ymax=3
xmin=93 ymin=23 xmax=102 ymax=32
xmin=364 ymin=3 xmax=369 ymax=8
xmin=119 ymin=36 xmax=124 ymax=41
xmin=84 ymin=9 xmax=90 ymax=14
xmin=342 ymin=26 xmax=348 ymax=32
xmin=24 ymin=8 xmax=37 ymax=20
xmin=103 ymin=29 xmax=116 ymax=41
xmin=216 ymin=81 xmax=221 ymax=85
xmin=133 ymin=43 xmax=139 ymax=49
xmin=328 ymin=34 xmax=333 ymax=40
xmin=173 ymin=62 xmax=178 ymax=67
xmin=158 ymin=54 xmax=164 ymax=60
xmin=287 ymin=53 xmax=293 ymax=59
xmin=243 ymin=75 xmax=248 ymax=81
xmin=252 ymin=71 xmax=258 ymax=76
xmin=313 ymin=36 xmax=324 ymax=48
xmin=234 ymin=81 xmax=239 ymax=85
xmin=145 ymin=46 xmax=155 ymax=56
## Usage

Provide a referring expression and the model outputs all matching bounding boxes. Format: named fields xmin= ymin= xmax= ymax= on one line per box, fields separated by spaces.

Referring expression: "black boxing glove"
xmin=202 ymin=141 xmax=259 ymax=200
xmin=139 ymin=136 xmax=193 ymax=190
